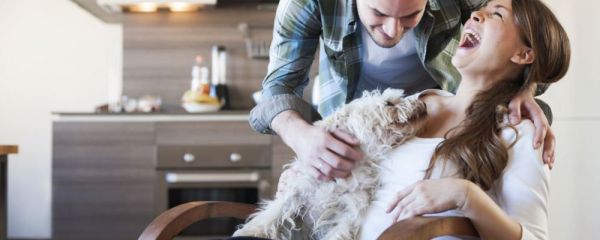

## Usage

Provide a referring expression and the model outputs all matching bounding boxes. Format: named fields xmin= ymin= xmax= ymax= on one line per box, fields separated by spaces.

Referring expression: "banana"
xmin=181 ymin=90 xmax=220 ymax=105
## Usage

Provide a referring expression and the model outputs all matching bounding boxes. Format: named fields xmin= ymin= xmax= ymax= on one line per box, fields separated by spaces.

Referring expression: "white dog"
xmin=233 ymin=89 xmax=428 ymax=240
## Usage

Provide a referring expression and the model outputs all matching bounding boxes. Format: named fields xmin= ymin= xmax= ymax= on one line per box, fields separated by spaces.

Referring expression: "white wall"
xmin=540 ymin=0 xmax=600 ymax=239
xmin=0 ymin=0 xmax=122 ymax=238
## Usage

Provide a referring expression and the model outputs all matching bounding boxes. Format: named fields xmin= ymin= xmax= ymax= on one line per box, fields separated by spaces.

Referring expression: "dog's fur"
xmin=233 ymin=89 xmax=428 ymax=240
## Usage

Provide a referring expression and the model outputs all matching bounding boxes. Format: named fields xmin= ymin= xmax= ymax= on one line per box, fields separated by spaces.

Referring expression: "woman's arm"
xmin=387 ymin=120 xmax=549 ymax=240
xmin=386 ymin=179 xmax=521 ymax=240
xmin=460 ymin=181 xmax=522 ymax=240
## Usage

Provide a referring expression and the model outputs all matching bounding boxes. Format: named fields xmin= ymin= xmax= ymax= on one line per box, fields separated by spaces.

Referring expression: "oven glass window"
xmin=168 ymin=187 xmax=258 ymax=237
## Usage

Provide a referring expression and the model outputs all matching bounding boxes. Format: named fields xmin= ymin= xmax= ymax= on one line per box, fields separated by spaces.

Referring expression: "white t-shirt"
xmin=360 ymin=90 xmax=550 ymax=240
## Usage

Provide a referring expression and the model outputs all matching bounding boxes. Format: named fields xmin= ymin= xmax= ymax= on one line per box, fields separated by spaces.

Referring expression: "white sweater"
xmin=360 ymin=91 xmax=550 ymax=240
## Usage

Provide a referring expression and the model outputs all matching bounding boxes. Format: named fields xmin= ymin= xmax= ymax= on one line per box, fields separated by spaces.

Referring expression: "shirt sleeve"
xmin=248 ymin=0 xmax=322 ymax=134
xmin=495 ymin=120 xmax=551 ymax=240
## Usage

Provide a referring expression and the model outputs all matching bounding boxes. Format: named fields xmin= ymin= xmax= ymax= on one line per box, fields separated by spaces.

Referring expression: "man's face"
xmin=356 ymin=0 xmax=428 ymax=48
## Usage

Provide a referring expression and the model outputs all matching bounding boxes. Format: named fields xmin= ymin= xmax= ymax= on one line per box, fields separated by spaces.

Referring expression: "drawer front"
xmin=157 ymin=145 xmax=271 ymax=168
xmin=156 ymin=122 xmax=270 ymax=146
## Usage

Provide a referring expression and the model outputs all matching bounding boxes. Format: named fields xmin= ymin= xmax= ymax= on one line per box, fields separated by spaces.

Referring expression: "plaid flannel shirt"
xmin=249 ymin=0 xmax=489 ymax=134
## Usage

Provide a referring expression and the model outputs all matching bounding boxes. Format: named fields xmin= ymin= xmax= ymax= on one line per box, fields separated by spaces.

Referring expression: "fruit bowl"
xmin=182 ymin=102 xmax=221 ymax=113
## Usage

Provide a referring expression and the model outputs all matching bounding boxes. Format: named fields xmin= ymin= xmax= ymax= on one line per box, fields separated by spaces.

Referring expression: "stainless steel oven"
xmin=155 ymin=145 xmax=273 ymax=239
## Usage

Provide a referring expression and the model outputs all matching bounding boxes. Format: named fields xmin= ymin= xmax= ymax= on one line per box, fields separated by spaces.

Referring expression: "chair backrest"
xmin=377 ymin=216 xmax=479 ymax=240
xmin=138 ymin=201 xmax=256 ymax=240
xmin=138 ymin=201 xmax=480 ymax=240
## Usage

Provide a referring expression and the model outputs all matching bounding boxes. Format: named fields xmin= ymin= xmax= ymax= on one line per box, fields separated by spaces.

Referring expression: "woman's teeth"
xmin=460 ymin=29 xmax=481 ymax=48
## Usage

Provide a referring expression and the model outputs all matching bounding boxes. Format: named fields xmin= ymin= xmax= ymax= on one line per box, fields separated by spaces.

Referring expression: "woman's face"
xmin=452 ymin=0 xmax=531 ymax=79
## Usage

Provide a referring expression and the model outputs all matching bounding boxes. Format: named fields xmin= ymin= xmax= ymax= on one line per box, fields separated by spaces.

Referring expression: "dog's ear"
xmin=382 ymin=88 xmax=405 ymax=105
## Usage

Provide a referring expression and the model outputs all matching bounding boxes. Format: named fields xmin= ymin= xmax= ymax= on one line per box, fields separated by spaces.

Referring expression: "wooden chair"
xmin=139 ymin=201 xmax=479 ymax=240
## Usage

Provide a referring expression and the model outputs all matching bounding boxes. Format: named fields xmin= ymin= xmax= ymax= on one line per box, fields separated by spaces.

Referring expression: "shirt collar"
xmin=346 ymin=0 xmax=358 ymax=32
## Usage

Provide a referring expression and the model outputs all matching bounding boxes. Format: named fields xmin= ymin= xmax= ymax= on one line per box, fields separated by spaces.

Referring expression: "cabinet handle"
xmin=183 ymin=153 xmax=195 ymax=163
xmin=165 ymin=172 xmax=260 ymax=183
xmin=229 ymin=152 xmax=242 ymax=162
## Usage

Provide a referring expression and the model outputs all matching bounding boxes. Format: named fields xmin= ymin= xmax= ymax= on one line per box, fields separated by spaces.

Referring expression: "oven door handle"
xmin=165 ymin=172 xmax=261 ymax=183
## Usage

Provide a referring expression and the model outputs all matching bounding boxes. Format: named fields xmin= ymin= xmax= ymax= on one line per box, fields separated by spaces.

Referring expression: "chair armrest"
xmin=377 ymin=216 xmax=479 ymax=240
xmin=138 ymin=201 xmax=257 ymax=240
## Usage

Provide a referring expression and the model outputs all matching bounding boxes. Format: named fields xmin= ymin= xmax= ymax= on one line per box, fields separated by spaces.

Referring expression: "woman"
xmin=278 ymin=0 xmax=570 ymax=239
xmin=358 ymin=0 xmax=570 ymax=239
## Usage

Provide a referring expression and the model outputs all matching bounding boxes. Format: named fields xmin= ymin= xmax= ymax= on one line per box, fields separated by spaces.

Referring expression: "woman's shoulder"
xmin=406 ymin=89 xmax=454 ymax=100
xmin=500 ymin=119 xmax=548 ymax=174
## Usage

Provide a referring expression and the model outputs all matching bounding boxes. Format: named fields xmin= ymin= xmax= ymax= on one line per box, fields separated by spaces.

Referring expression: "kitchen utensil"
xmin=211 ymin=45 xmax=231 ymax=110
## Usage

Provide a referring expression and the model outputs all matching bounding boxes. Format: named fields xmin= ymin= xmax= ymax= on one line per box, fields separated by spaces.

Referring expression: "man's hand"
xmin=272 ymin=110 xmax=364 ymax=181
xmin=508 ymin=91 xmax=555 ymax=169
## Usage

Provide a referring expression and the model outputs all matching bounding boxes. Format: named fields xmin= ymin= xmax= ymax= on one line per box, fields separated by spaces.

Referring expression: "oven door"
xmin=155 ymin=169 xmax=272 ymax=239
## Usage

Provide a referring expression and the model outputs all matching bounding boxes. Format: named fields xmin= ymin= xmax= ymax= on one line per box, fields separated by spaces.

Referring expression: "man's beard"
xmin=365 ymin=26 xmax=404 ymax=48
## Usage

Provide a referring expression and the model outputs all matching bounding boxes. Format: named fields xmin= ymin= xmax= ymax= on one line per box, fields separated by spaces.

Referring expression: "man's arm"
xmin=249 ymin=0 xmax=322 ymax=134
xmin=508 ymin=83 xmax=555 ymax=168
xmin=249 ymin=0 xmax=364 ymax=181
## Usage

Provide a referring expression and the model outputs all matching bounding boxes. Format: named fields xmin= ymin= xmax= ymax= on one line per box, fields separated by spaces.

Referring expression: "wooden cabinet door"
xmin=52 ymin=122 xmax=156 ymax=240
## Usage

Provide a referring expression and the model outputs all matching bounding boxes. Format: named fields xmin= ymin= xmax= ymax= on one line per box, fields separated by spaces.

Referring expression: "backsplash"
xmin=122 ymin=7 xmax=276 ymax=111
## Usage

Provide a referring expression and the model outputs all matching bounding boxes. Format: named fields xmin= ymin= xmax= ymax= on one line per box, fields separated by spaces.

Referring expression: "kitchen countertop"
xmin=0 ymin=146 xmax=18 ymax=155
xmin=52 ymin=110 xmax=251 ymax=122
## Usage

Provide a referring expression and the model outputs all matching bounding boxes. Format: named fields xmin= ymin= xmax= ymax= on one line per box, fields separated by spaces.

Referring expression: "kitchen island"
xmin=51 ymin=112 xmax=293 ymax=239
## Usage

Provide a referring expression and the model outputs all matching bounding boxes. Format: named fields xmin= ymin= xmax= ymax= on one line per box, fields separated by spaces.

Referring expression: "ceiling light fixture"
xmin=97 ymin=0 xmax=217 ymax=13
xmin=128 ymin=2 xmax=158 ymax=12
xmin=168 ymin=2 xmax=200 ymax=12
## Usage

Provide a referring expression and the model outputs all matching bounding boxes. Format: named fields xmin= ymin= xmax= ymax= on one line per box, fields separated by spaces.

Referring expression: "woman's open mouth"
xmin=459 ymin=28 xmax=481 ymax=49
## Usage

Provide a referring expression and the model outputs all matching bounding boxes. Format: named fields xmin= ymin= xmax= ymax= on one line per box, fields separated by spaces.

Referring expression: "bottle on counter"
xmin=182 ymin=55 xmax=221 ymax=110
xmin=191 ymin=55 xmax=210 ymax=95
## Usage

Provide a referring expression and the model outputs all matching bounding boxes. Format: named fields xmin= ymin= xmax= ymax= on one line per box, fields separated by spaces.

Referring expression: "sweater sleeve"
xmin=495 ymin=120 xmax=551 ymax=240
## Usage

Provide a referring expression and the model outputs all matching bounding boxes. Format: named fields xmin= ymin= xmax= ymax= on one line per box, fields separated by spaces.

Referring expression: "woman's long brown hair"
xmin=424 ymin=0 xmax=571 ymax=190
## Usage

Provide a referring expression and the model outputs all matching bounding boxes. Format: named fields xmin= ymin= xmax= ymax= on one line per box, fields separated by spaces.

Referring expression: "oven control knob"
xmin=230 ymin=152 xmax=242 ymax=162
xmin=183 ymin=153 xmax=195 ymax=163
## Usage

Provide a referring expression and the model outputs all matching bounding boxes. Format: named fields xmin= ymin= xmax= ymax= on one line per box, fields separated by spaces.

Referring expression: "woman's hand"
xmin=386 ymin=179 xmax=472 ymax=222
xmin=508 ymin=91 xmax=555 ymax=169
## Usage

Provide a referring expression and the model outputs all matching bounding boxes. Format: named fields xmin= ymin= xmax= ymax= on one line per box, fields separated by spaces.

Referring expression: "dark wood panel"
xmin=53 ymin=145 xmax=156 ymax=169
xmin=53 ymin=122 xmax=155 ymax=145
xmin=155 ymin=122 xmax=270 ymax=145
xmin=52 ymin=122 xmax=156 ymax=240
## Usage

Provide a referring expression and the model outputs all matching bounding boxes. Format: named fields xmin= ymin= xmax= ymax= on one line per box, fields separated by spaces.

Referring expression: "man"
xmin=250 ymin=0 xmax=555 ymax=181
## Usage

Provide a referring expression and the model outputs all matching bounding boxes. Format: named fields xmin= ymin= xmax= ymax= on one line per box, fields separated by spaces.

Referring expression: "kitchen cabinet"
xmin=51 ymin=113 xmax=293 ymax=239
xmin=53 ymin=122 xmax=156 ymax=240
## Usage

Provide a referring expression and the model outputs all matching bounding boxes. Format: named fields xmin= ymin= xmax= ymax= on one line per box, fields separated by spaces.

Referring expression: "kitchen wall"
xmin=122 ymin=8 xmax=277 ymax=110
xmin=0 ymin=0 xmax=122 ymax=238
xmin=0 ymin=0 xmax=598 ymax=239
